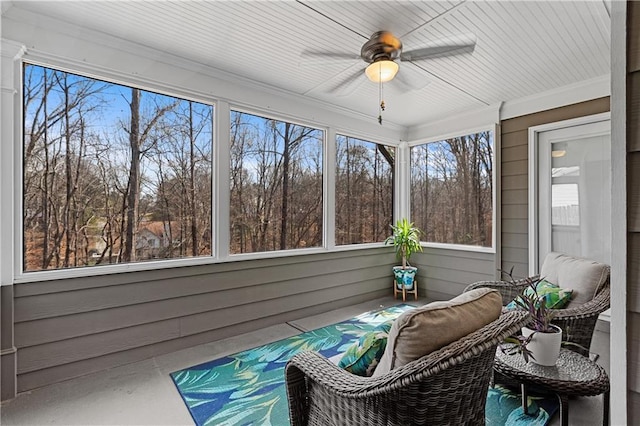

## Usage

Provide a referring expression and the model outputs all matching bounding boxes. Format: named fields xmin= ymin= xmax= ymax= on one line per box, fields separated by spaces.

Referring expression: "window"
xmin=551 ymin=183 xmax=580 ymax=226
xmin=229 ymin=111 xmax=323 ymax=254
xmin=22 ymin=64 xmax=213 ymax=272
xmin=410 ymin=130 xmax=493 ymax=247
xmin=335 ymin=135 xmax=394 ymax=245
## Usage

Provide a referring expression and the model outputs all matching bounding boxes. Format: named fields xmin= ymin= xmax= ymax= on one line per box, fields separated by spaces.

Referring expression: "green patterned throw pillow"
xmin=338 ymin=320 xmax=393 ymax=376
xmin=506 ymin=279 xmax=573 ymax=310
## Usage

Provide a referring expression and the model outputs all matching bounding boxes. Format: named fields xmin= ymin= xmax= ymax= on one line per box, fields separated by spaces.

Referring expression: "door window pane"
xmin=548 ymin=136 xmax=610 ymax=262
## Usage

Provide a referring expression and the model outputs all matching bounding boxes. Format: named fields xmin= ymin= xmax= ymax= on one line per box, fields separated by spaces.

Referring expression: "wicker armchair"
xmin=285 ymin=310 xmax=529 ymax=426
xmin=464 ymin=259 xmax=610 ymax=356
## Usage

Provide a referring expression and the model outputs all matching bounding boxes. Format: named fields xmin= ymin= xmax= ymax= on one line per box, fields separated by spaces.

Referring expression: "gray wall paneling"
xmin=628 ymin=0 xmax=640 ymax=419
xmin=12 ymin=248 xmax=393 ymax=392
xmin=412 ymin=248 xmax=495 ymax=302
xmin=1 ymin=286 xmax=17 ymax=401
xmin=13 ymin=243 xmax=499 ymax=392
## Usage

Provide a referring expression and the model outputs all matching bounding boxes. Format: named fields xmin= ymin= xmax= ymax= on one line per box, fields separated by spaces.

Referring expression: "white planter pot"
xmin=521 ymin=324 xmax=562 ymax=366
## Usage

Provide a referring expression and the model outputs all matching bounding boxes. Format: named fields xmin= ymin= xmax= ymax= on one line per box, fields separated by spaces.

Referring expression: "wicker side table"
xmin=494 ymin=346 xmax=610 ymax=426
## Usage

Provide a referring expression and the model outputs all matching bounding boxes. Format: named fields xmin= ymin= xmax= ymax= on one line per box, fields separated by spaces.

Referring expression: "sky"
xmin=24 ymin=63 xmax=214 ymax=197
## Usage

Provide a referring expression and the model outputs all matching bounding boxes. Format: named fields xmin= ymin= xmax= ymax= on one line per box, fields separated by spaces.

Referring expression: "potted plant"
xmin=384 ymin=219 xmax=423 ymax=299
xmin=501 ymin=269 xmax=562 ymax=366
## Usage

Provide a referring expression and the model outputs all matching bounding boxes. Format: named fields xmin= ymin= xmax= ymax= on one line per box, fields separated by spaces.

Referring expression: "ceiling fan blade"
xmin=393 ymin=62 xmax=430 ymax=93
xmin=329 ymin=67 xmax=366 ymax=97
xmin=400 ymin=33 xmax=477 ymax=61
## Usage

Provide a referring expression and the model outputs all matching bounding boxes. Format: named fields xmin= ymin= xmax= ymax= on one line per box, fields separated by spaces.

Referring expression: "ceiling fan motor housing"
xmin=361 ymin=31 xmax=402 ymax=63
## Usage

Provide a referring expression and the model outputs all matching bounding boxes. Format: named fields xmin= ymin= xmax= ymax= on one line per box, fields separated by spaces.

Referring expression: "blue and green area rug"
xmin=171 ymin=304 xmax=558 ymax=426
xmin=486 ymin=385 xmax=559 ymax=426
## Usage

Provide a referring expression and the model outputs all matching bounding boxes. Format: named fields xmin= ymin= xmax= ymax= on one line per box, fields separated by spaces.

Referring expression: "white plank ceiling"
xmin=2 ymin=0 xmax=611 ymax=128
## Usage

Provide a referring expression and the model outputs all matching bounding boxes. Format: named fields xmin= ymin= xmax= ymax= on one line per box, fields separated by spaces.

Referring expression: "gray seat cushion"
xmin=539 ymin=252 xmax=610 ymax=307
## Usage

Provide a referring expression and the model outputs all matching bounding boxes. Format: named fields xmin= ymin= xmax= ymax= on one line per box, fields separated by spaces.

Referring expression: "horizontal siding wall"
xmin=13 ymin=248 xmax=395 ymax=392
xmin=632 ymin=392 xmax=640 ymax=426
xmin=500 ymin=97 xmax=610 ymax=278
xmin=628 ymin=0 xmax=640 ymax=420
xmin=1 ymin=286 xmax=16 ymax=401
xmin=411 ymin=248 xmax=495 ymax=302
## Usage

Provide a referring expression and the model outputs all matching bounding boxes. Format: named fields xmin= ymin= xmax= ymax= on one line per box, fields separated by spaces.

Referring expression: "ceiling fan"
xmin=303 ymin=30 xmax=477 ymax=96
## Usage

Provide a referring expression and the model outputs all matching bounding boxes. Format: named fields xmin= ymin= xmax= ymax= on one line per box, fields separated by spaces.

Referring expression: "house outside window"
xmin=229 ymin=111 xmax=324 ymax=254
xmin=335 ymin=135 xmax=394 ymax=245
xmin=410 ymin=130 xmax=494 ymax=248
xmin=22 ymin=63 xmax=213 ymax=272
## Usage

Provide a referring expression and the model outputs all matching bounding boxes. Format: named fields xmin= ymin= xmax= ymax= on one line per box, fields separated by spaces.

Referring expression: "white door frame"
xmin=527 ymin=112 xmax=611 ymax=276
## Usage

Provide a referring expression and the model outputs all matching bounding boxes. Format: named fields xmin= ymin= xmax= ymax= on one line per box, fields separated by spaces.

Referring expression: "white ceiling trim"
xmin=406 ymin=102 xmax=502 ymax=143
xmin=500 ymin=74 xmax=610 ymax=121
xmin=407 ymin=72 xmax=610 ymax=142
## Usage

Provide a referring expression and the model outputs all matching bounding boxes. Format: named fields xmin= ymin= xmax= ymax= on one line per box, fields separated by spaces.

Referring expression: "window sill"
xmin=12 ymin=240 xmax=496 ymax=284
xmin=421 ymin=242 xmax=495 ymax=254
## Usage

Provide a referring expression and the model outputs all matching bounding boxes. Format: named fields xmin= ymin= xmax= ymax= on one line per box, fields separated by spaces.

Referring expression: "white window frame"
xmin=226 ymin=106 xmax=328 ymax=259
xmin=14 ymin=57 xmax=220 ymax=283
xmin=334 ymin=132 xmax=395 ymax=248
xmin=406 ymin=124 xmax=499 ymax=254
xmin=6 ymin=52 xmax=401 ymax=284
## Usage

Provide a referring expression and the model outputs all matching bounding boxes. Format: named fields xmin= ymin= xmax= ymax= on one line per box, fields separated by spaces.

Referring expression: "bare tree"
xmin=121 ymin=88 xmax=177 ymax=262
xmin=23 ymin=66 xmax=105 ymax=270
xmin=336 ymin=136 xmax=393 ymax=245
xmin=229 ymin=112 xmax=323 ymax=253
xmin=410 ymin=132 xmax=493 ymax=247
xmin=272 ymin=121 xmax=318 ymax=250
xmin=23 ymin=64 xmax=213 ymax=271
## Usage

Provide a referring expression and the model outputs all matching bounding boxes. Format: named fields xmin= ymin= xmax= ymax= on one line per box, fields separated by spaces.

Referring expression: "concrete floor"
xmin=0 ymin=296 xmax=610 ymax=425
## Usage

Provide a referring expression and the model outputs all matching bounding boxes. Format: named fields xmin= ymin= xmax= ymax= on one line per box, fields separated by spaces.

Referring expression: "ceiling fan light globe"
xmin=365 ymin=60 xmax=399 ymax=83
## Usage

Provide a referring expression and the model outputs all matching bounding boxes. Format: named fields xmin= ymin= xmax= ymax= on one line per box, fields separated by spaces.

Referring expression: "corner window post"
xmin=396 ymin=141 xmax=411 ymax=222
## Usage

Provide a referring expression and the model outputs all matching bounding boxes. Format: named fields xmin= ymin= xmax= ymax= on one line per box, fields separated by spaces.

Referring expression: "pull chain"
xmin=378 ymin=73 xmax=385 ymax=125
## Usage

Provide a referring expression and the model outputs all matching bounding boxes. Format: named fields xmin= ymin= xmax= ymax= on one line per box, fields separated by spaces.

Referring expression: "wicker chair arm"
xmin=551 ymin=284 xmax=610 ymax=321
xmin=286 ymin=351 xmax=374 ymax=392
xmin=465 ymin=272 xmax=610 ymax=358
xmin=546 ymin=284 xmax=610 ymax=355
xmin=285 ymin=348 xmax=457 ymax=401
xmin=464 ymin=276 xmax=539 ymax=306
xmin=285 ymin=351 xmax=367 ymax=425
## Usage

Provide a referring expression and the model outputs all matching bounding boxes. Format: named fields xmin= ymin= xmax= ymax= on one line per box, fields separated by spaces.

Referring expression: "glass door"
xmin=534 ymin=117 xmax=611 ymax=272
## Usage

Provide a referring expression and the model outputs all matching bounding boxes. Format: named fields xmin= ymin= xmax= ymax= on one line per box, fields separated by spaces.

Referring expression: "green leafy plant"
xmin=501 ymin=334 xmax=536 ymax=363
xmin=499 ymin=267 xmax=592 ymax=362
xmin=384 ymin=219 xmax=423 ymax=269
xmin=499 ymin=267 xmax=557 ymax=362
xmin=508 ymin=274 xmax=555 ymax=332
